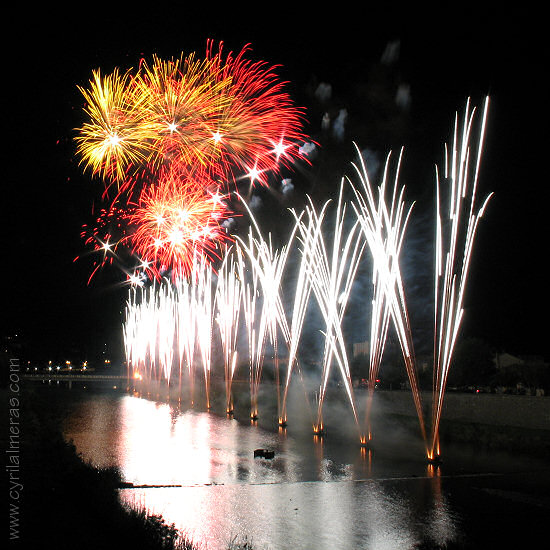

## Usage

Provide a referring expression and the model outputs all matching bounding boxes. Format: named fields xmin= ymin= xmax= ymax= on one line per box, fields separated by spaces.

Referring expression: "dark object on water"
xmin=254 ymin=448 xmax=275 ymax=459
xmin=427 ymin=454 xmax=443 ymax=465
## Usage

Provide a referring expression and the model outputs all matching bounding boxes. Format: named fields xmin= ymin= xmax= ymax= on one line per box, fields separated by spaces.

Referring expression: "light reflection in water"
xmin=64 ymin=394 xmax=301 ymax=486
xmin=64 ymin=393 xmax=458 ymax=549
xmin=120 ymin=479 xmax=447 ymax=549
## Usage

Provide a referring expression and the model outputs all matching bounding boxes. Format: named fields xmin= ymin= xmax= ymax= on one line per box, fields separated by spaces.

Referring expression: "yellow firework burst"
xmin=75 ymin=68 xmax=155 ymax=183
xmin=131 ymin=52 xmax=232 ymax=173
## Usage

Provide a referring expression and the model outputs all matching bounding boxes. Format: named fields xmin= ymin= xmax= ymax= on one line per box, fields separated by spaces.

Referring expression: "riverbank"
xmin=1 ymin=384 xmax=200 ymax=550
xmin=371 ymin=390 xmax=550 ymax=457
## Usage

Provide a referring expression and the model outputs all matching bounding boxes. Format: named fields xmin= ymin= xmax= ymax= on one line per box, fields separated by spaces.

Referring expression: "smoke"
xmin=332 ymin=109 xmax=348 ymax=142
xmin=248 ymin=195 xmax=262 ymax=210
xmin=380 ymin=40 xmax=400 ymax=65
xmin=395 ymin=83 xmax=411 ymax=111
xmin=281 ymin=178 xmax=294 ymax=196
xmin=314 ymin=82 xmax=332 ymax=102
xmin=221 ymin=217 xmax=236 ymax=231
xmin=397 ymin=202 xmax=436 ymax=358
xmin=321 ymin=112 xmax=330 ymax=131
xmin=299 ymin=141 xmax=317 ymax=157
xmin=358 ymin=148 xmax=381 ymax=181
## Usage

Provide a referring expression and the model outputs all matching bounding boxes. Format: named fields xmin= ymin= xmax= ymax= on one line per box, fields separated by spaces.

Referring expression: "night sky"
xmin=2 ymin=6 xmax=547 ymax=364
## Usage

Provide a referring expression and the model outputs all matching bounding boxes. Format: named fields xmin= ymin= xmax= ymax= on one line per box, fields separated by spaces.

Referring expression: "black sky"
xmin=2 ymin=5 xmax=548 ymax=362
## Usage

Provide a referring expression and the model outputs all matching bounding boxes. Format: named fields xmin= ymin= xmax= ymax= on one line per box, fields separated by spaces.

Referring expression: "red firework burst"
xmin=128 ymin=167 xmax=232 ymax=279
xmin=75 ymin=40 xmax=311 ymax=282
xmin=205 ymin=41 xmax=309 ymax=187
xmin=75 ymin=204 xmax=130 ymax=284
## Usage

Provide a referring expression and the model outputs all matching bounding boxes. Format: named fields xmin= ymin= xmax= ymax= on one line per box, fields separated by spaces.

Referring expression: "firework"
xmin=214 ymin=246 xmax=243 ymax=414
xmin=75 ymin=41 xmax=310 ymax=280
xmin=296 ymin=187 xmax=364 ymax=435
xmin=234 ymin=232 xmax=262 ymax=419
xmin=75 ymin=69 xmax=153 ymax=186
xmin=235 ymin=196 xmax=298 ymax=420
xmin=128 ymin=166 xmax=231 ymax=279
xmin=276 ymin=187 xmax=365 ymax=433
xmin=349 ymin=146 xmax=427 ymax=449
xmin=75 ymin=204 xmax=130 ymax=284
xmin=131 ymin=52 xmax=232 ymax=180
xmin=174 ymin=275 xmax=198 ymax=404
xmin=75 ymin=42 xmax=308 ymax=195
xmin=205 ymin=41 xmax=309 ymax=187
xmin=194 ymin=257 xmax=215 ymax=408
xmin=124 ymin=280 xmax=165 ymax=382
xmin=429 ymin=97 xmax=492 ymax=461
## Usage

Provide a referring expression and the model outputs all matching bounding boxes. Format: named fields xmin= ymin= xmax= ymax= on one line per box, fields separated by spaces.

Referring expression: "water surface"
xmin=55 ymin=384 xmax=549 ymax=549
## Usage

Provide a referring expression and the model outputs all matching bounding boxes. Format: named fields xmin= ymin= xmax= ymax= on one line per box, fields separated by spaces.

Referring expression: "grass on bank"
xmin=5 ymin=384 xmax=210 ymax=549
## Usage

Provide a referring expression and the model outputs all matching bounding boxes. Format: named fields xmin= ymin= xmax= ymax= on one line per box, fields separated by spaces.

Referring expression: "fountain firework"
xmin=348 ymin=146 xmax=427 ymax=450
xmin=288 ymin=187 xmax=365 ymax=436
xmin=119 ymin=96 xmax=491 ymax=461
xmin=214 ymin=246 xmax=242 ymax=414
xmin=429 ymin=97 xmax=492 ymax=462
xmin=234 ymin=197 xmax=299 ymax=421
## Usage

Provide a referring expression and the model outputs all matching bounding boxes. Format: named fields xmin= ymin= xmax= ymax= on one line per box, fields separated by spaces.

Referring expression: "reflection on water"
xmin=120 ymin=477 xmax=458 ymax=550
xmin=63 ymin=390 xmax=434 ymax=486
xmin=66 ymin=393 xmax=300 ymax=486
xmin=61 ymin=389 xmax=464 ymax=548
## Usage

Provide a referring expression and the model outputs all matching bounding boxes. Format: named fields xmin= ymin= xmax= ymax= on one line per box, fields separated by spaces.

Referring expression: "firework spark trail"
xmin=76 ymin=204 xmax=130 ymax=284
xmin=279 ymin=203 xmax=324 ymax=426
xmin=349 ymin=146 xmax=427 ymax=448
xmin=128 ymin=166 xmax=231 ymax=280
xmin=237 ymin=233 xmax=272 ymax=420
xmin=75 ymin=41 xmax=310 ymax=281
xmin=234 ymin=234 xmax=262 ymax=419
xmin=75 ymin=68 xmax=154 ymax=185
xmin=287 ymin=186 xmax=365 ymax=434
xmin=235 ymin=196 xmax=299 ymax=421
xmin=125 ymin=282 xmax=160 ymax=382
xmin=157 ymin=283 xmax=176 ymax=384
xmin=206 ymin=41 xmax=309 ymax=186
xmin=194 ymin=258 xmax=215 ymax=409
xmin=123 ymin=287 xmax=140 ymax=374
xmin=235 ymin=222 xmax=295 ymax=420
xmin=214 ymin=246 xmax=243 ymax=413
xmin=430 ymin=97 xmax=492 ymax=460
xmin=253 ymin=237 xmax=297 ymax=421
xmin=173 ymin=277 xmax=196 ymax=402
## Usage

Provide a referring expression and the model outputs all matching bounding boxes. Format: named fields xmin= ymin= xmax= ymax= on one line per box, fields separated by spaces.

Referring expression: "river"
xmin=34 ymin=380 xmax=550 ymax=549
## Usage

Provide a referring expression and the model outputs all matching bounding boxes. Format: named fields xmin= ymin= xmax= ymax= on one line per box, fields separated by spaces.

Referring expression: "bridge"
xmin=22 ymin=373 xmax=129 ymax=382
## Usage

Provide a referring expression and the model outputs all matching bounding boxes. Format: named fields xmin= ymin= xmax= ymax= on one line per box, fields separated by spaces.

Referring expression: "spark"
xmin=429 ymin=97 xmax=492 ymax=461
xmin=348 ymin=145 xmax=427 ymax=449
xmin=288 ymin=185 xmax=364 ymax=434
xmin=243 ymin=162 xmax=265 ymax=187
xmin=128 ymin=166 xmax=231 ymax=279
xmin=271 ymin=138 xmax=291 ymax=162
xmin=75 ymin=41 xmax=310 ymax=282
